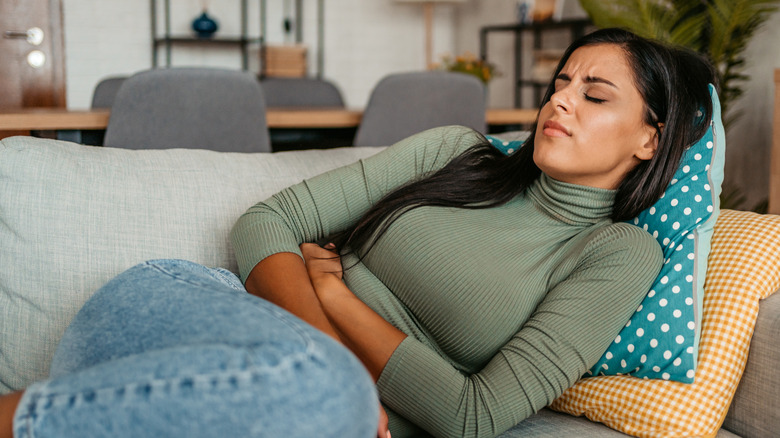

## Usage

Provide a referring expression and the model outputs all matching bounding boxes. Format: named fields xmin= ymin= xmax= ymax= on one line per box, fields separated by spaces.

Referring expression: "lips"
xmin=542 ymin=120 xmax=571 ymax=137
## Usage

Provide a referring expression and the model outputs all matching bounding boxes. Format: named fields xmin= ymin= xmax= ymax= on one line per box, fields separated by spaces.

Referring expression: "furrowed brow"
xmin=584 ymin=76 xmax=618 ymax=88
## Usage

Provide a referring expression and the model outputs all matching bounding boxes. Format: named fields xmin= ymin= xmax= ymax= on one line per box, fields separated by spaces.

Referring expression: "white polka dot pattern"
xmin=485 ymin=136 xmax=524 ymax=156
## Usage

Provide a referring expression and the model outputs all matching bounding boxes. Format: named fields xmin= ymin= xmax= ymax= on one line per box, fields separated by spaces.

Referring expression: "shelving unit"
xmin=150 ymin=0 xmax=325 ymax=77
xmin=479 ymin=19 xmax=591 ymax=108
xmin=150 ymin=0 xmax=262 ymax=70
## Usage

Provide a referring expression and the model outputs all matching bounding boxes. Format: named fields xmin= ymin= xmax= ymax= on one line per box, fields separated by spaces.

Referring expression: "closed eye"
xmin=585 ymin=94 xmax=606 ymax=104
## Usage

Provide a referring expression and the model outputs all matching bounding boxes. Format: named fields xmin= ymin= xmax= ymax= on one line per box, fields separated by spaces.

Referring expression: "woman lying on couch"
xmin=1 ymin=28 xmax=717 ymax=438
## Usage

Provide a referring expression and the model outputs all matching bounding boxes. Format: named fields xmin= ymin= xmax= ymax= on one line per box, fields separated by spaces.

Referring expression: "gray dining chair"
xmin=353 ymin=71 xmax=487 ymax=147
xmin=260 ymin=77 xmax=345 ymax=108
xmin=104 ymin=68 xmax=271 ymax=152
xmin=90 ymin=76 xmax=128 ymax=109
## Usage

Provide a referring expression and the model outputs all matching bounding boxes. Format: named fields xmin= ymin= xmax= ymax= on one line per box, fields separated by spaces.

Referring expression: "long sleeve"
xmin=375 ymin=223 xmax=662 ymax=438
xmin=230 ymin=125 xmax=484 ymax=283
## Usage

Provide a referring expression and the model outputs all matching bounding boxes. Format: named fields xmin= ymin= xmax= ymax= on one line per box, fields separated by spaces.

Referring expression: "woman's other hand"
xmin=300 ymin=242 xmax=343 ymax=287
xmin=301 ymin=243 xmax=406 ymax=383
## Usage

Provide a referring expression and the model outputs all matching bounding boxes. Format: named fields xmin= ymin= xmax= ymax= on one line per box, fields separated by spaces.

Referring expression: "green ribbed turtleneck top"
xmin=230 ymin=126 xmax=663 ymax=438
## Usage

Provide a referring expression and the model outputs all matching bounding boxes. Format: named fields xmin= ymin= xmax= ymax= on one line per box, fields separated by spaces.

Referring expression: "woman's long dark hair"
xmin=336 ymin=28 xmax=717 ymax=258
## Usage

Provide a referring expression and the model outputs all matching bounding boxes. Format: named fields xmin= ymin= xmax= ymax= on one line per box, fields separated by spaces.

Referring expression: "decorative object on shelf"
xmin=191 ymin=6 xmax=219 ymax=39
xmin=519 ymin=0 xmax=588 ymax=23
xmin=531 ymin=0 xmax=556 ymax=22
xmin=393 ymin=0 xmax=467 ymax=69
xmin=282 ymin=0 xmax=295 ymax=44
xmin=517 ymin=0 xmax=534 ymax=24
xmin=262 ymin=44 xmax=307 ymax=78
xmin=434 ymin=52 xmax=498 ymax=84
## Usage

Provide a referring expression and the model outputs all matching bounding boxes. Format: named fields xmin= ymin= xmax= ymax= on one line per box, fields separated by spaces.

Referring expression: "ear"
xmin=635 ymin=123 xmax=662 ymax=161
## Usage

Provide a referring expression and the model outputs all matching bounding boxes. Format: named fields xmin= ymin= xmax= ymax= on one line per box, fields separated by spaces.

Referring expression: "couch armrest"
xmin=723 ymin=289 xmax=780 ymax=437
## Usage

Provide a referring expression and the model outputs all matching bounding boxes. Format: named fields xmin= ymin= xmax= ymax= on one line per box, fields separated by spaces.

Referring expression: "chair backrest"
xmin=91 ymin=76 xmax=127 ymax=109
xmin=104 ymin=68 xmax=271 ymax=152
xmin=260 ymin=77 xmax=345 ymax=108
xmin=353 ymin=71 xmax=487 ymax=147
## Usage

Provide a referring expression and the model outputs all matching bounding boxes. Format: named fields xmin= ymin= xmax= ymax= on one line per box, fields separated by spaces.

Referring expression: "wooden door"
xmin=0 ymin=0 xmax=66 ymax=138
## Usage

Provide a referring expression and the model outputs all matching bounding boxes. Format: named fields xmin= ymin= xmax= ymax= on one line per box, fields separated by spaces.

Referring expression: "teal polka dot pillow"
xmin=487 ymin=84 xmax=725 ymax=383
xmin=486 ymin=134 xmax=526 ymax=156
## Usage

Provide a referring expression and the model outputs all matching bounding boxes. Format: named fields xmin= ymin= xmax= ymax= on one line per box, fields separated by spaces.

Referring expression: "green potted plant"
xmin=435 ymin=52 xmax=499 ymax=84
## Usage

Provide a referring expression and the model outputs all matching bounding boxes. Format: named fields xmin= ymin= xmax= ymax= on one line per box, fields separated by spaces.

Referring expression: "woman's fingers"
xmin=377 ymin=404 xmax=390 ymax=438
xmin=300 ymin=243 xmax=343 ymax=280
xmin=300 ymin=242 xmax=338 ymax=258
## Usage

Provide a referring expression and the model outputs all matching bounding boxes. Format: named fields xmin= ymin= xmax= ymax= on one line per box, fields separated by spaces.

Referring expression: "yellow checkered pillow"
xmin=550 ymin=209 xmax=780 ymax=437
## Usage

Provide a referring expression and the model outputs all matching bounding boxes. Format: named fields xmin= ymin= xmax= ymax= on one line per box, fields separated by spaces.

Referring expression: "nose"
xmin=549 ymin=87 xmax=572 ymax=114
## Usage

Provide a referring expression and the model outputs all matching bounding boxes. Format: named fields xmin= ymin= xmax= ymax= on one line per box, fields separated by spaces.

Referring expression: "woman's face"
xmin=533 ymin=43 xmax=658 ymax=190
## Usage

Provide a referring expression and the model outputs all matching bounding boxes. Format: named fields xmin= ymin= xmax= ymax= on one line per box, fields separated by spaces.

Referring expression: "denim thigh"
xmin=50 ymin=259 xmax=309 ymax=376
xmin=14 ymin=259 xmax=378 ymax=438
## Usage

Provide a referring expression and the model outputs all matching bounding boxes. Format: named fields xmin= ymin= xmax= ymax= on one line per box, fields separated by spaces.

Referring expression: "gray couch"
xmin=0 ymin=135 xmax=777 ymax=437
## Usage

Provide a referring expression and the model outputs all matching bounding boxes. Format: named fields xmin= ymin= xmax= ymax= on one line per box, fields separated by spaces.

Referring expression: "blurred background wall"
xmin=61 ymin=0 xmax=780 ymax=210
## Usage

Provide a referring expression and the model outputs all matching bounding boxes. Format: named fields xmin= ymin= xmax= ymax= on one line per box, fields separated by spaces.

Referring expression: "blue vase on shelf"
xmin=192 ymin=10 xmax=218 ymax=39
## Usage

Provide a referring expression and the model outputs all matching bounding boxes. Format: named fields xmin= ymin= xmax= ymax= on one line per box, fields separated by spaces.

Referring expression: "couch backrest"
xmin=0 ymin=136 xmax=382 ymax=393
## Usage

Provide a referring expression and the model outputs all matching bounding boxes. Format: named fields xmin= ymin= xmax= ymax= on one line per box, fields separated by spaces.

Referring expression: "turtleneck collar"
xmin=526 ymin=173 xmax=616 ymax=226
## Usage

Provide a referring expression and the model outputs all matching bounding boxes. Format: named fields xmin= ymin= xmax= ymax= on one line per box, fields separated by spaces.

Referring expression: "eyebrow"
xmin=555 ymin=73 xmax=619 ymax=89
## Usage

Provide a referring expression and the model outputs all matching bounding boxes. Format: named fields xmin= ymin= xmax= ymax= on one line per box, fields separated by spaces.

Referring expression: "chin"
xmin=532 ymin=140 xmax=555 ymax=168
xmin=531 ymin=153 xmax=552 ymax=176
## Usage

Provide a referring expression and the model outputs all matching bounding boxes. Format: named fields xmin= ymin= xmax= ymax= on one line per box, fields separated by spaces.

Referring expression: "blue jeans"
xmin=13 ymin=259 xmax=378 ymax=437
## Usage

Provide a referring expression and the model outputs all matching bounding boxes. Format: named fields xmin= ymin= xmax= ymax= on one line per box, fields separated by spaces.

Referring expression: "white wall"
xmin=61 ymin=0 xmax=780 ymax=208
xmin=63 ymin=0 xmax=151 ymax=109
xmin=62 ymin=0 xmax=457 ymax=109
xmin=454 ymin=0 xmax=517 ymax=109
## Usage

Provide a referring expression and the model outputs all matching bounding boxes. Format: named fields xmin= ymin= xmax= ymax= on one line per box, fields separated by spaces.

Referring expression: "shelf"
xmin=517 ymin=79 xmax=550 ymax=87
xmin=154 ymin=36 xmax=263 ymax=45
xmin=481 ymin=19 xmax=590 ymax=34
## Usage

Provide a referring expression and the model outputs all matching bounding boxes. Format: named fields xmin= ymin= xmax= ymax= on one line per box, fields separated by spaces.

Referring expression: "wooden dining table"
xmin=0 ymin=107 xmax=538 ymax=144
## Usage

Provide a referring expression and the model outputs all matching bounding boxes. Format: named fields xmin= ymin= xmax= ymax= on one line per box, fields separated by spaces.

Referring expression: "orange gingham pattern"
xmin=549 ymin=209 xmax=780 ymax=438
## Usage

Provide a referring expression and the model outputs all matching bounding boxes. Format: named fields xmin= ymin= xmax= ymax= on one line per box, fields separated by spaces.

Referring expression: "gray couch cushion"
xmin=499 ymin=408 xmax=740 ymax=437
xmin=723 ymin=289 xmax=780 ymax=437
xmin=499 ymin=409 xmax=633 ymax=437
xmin=0 ymin=136 xmax=382 ymax=393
